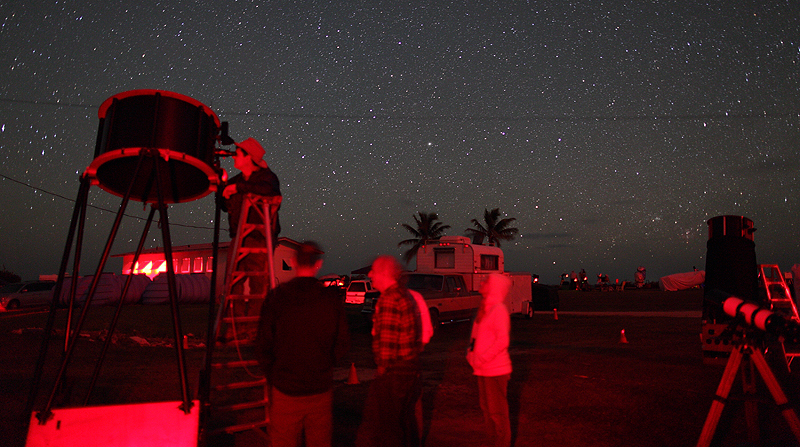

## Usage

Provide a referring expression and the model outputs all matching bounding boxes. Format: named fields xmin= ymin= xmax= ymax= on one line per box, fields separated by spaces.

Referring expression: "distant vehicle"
xmin=345 ymin=280 xmax=378 ymax=305
xmin=404 ymin=273 xmax=482 ymax=326
xmin=320 ymin=274 xmax=345 ymax=289
xmin=413 ymin=236 xmax=533 ymax=317
xmin=362 ymin=236 xmax=535 ymax=325
xmin=0 ymin=281 xmax=56 ymax=310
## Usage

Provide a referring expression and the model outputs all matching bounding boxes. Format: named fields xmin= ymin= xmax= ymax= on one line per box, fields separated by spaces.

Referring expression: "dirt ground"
xmin=3 ymin=288 xmax=800 ymax=447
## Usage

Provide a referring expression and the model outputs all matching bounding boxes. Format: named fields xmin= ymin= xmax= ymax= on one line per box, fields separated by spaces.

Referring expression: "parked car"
xmin=345 ymin=279 xmax=378 ymax=305
xmin=0 ymin=281 xmax=56 ymax=310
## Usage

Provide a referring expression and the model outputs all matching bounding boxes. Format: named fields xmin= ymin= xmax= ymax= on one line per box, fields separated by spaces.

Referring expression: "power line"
xmin=0 ymin=96 xmax=795 ymax=122
xmin=0 ymin=172 xmax=215 ymax=231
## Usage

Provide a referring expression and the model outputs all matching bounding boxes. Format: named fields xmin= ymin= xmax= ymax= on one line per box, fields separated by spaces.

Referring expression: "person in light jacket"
xmin=467 ymin=273 xmax=512 ymax=447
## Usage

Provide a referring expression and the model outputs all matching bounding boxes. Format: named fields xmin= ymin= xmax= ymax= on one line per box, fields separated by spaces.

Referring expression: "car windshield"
xmin=0 ymin=283 xmax=25 ymax=294
xmin=406 ymin=274 xmax=443 ymax=292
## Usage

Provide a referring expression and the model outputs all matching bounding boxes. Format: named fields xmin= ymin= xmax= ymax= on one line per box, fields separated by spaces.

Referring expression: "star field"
xmin=1 ymin=1 xmax=798 ymax=284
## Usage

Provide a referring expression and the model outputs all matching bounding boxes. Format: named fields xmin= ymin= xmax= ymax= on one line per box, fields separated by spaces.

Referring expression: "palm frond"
xmin=463 ymin=207 xmax=518 ymax=247
xmin=399 ymin=211 xmax=450 ymax=264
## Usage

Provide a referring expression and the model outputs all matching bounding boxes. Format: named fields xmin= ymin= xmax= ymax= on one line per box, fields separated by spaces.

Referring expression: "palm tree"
xmin=464 ymin=208 xmax=519 ymax=247
xmin=398 ymin=212 xmax=451 ymax=264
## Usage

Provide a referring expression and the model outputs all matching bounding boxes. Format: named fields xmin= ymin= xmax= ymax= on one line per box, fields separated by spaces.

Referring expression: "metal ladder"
xmin=759 ymin=264 xmax=800 ymax=371
xmin=761 ymin=264 xmax=799 ymax=322
xmin=204 ymin=193 xmax=281 ymax=438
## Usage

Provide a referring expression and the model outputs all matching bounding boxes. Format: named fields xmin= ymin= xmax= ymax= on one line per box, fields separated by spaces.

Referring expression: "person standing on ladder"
xmin=220 ymin=137 xmax=281 ymax=315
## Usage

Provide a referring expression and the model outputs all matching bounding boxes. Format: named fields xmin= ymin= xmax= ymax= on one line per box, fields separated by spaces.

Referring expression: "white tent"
xmin=59 ymin=273 xmax=151 ymax=306
xmin=659 ymin=270 xmax=705 ymax=292
xmin=141 ymin=273 xmax=211 ymax=304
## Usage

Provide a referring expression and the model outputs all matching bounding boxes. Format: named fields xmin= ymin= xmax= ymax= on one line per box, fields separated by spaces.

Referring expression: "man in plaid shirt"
xmin=357 ymin=255 xmax=422 ymax=447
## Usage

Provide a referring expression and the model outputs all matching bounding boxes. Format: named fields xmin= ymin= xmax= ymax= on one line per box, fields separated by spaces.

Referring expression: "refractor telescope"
xmin=716 ymin=292 xmax=800 ymax=344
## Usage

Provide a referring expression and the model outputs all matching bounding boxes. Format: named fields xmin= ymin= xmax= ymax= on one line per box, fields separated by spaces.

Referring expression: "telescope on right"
xmin=701 ymin=215 xmax=800 ymax=363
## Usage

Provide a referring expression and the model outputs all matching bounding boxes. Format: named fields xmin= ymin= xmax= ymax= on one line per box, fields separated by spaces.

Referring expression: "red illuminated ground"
xmin=3 ymin=288 xmax=800 ymax=447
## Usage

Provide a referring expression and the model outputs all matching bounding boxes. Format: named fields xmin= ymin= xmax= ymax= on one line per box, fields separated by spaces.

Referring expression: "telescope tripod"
xmin=26 ymin=149 xmax=196 ymax=427
xmin=697 ymin=339 xmax=800 ymax=447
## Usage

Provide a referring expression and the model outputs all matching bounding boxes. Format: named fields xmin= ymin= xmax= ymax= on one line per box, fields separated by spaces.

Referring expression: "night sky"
xmin=1 ymin=2 xmax=798 ymax=284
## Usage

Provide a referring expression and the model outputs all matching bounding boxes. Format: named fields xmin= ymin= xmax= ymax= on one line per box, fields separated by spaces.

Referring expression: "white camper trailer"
xmin=415 ymin=236 xmax=534 ymax=316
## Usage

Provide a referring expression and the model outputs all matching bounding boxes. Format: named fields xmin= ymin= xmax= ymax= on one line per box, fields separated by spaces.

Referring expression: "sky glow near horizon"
xmin=1 ymin=1 xmax=798 ymax=284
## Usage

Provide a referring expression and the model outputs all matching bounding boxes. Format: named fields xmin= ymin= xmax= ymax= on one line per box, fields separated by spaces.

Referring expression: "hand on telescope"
xmin=222 ymin=184 xmax=237 ymax=199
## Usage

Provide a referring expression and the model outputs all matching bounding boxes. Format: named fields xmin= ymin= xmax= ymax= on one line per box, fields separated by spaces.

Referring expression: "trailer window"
xmin=480 ymin=255 xmax=499 ymax=271
xmin=434 ymin=248 xmax=455 ymax=268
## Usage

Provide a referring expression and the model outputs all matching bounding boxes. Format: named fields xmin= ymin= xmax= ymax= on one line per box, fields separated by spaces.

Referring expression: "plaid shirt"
xmin=372 ymin=284 xmax=422 ymax=369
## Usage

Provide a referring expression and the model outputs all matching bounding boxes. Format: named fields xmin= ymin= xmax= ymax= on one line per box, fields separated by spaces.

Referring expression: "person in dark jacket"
xmin=221 ymin=137 xmax=281 ymax=297
xmin=256 ymin=241 xmax=350 ymax=447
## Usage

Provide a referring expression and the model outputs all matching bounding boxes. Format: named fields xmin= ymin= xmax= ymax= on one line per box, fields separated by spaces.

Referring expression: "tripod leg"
xmin=741 ymin=351 xmax=759 ymax=444
xmin=83 ymin=206 xmax=158 ymax=406
xmin=749 ymin=349 xmax=800 ymax=443
xmin=153 ymin=158 xmax=192 ymax=414
xmin=696 ymin=346 xmax=744 ymax=447
xmin=25 ymin=176 xmax=90 ymax=420
xmin=263 ymin=201 xmax=275 ymax=291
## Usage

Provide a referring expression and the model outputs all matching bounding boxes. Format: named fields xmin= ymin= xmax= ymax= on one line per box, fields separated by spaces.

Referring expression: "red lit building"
xmin=113 ymin=237 xmax=309 ymax=296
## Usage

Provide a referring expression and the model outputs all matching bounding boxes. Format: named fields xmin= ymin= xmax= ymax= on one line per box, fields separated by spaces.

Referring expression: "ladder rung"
xmin=242 ymin=221 xmax=268 ymax=228
xmin=225 ymin=294 xmax=265 ymax=300
xmin=213 ymin=377 xmax=266 ymax=391
xmin=212 ymin=359 xmax=260 ymax=369
xmin=222 ymin=316 xmax=260 ymax=324
xmin=215 ymin=399 xmax=269 ymax=412
xmin=238 ymin=246 xmax=268 ymax=251
xmin=231 ymin=270 xmax=270 ymax=275
xmin=209 ymin=419 xmax=269 ymax=435
xmin=216 ymin=338 xmax=256 ymax=348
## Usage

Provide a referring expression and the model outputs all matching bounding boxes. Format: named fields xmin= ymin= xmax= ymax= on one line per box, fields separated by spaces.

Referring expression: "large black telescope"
xmin=703 ymin=215 xmax=759 ymax=323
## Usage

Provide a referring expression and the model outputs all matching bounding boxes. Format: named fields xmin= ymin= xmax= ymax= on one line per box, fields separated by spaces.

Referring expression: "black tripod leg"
xmin=25 ymin=175 xmax=90 ymax=421
xmin=750 ymin=348 xmax=800 ymax=443
xmin=83 ymin=206 xmax=158 ymax=406
xmin=696 ymin=346 xmax=744 ymax=447
xmin=199 ymin=185 xmax=224 ymax=438
xmin=153 ymin=157 xmax=192 ymax=414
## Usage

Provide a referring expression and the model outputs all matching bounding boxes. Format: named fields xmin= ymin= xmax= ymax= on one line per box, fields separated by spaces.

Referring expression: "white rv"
xmin=415 ymin=236 xmax=534 ymax=317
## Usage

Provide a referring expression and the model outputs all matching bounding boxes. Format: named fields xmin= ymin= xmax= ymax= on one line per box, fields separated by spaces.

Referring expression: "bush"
xmin=0 ymin=266 xmax=21 ymax=285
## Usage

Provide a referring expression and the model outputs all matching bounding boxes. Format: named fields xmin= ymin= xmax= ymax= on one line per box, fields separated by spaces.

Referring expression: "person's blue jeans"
xmin=268 ymin=386 xmax=333 ymax=447
xmin=477 ymin=374 xmax=511 ymax=447
xmin=357 ymin=364 xmax=421 ymax=447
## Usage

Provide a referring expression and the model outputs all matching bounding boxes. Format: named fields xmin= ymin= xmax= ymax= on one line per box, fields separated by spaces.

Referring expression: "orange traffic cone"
xmin=553 ymin=308 xmax=558 ymax=320
xmin=347 ymin=362 xmax=360 ymax=385
xmin=619 ymin=329 xmax=629 ymax=344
